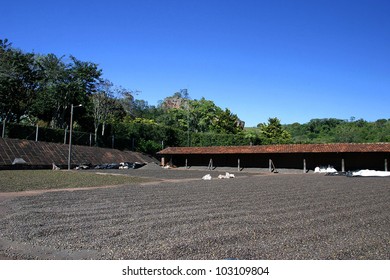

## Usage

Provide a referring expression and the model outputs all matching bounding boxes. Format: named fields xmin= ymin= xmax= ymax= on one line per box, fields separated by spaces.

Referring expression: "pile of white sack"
xmin=218 ymin=172 xmax=235 ymax=179
xmin=314 ymin=166 xmax=337 ymax=173
xmin=202 ymin=172 xmax=235 ymax=180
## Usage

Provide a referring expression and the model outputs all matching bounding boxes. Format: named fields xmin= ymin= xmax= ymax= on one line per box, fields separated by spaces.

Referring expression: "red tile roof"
xmin=158 ymin=143 xmax=390 ymax=155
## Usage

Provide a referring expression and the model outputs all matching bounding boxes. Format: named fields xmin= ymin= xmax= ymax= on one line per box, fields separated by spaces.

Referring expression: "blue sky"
xmin=2 ymin=0 xmax=389 ymax=127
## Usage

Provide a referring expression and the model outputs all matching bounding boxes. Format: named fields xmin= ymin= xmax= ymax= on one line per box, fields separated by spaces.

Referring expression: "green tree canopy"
xmin=0 ymin=39 xmax=41 ymax=123
xmin=258 ymin=117 xmax=292 ymax=144
xmin=158 ymin=95 xmax=244 ymax=134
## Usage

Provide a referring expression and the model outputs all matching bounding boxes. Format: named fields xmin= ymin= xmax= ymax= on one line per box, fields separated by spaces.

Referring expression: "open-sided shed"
xmin=157 ymin=143 xmax=390 ymax=172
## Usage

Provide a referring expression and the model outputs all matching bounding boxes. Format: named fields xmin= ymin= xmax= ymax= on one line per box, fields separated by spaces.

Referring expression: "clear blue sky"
xmin=2 ymin=0 xmax=389 ymax=127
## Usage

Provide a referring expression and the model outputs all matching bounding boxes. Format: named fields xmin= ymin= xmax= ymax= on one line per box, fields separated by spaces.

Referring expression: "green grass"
xmin=0 ymin=170 xmax=150 ymax=192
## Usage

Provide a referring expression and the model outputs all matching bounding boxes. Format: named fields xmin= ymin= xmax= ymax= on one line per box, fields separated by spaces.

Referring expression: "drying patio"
xmin=0 ymin=168 xmax=389 ymax=260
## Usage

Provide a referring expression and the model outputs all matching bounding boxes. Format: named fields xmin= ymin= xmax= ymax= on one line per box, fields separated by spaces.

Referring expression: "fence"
xmin=0 ymin=121 xmax=253 ymax=154
xmin=0 ymin=122 xmax=118 ymax=149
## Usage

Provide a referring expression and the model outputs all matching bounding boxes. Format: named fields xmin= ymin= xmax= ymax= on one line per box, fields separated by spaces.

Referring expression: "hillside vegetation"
xmin=1 ymin=39 xmax=388 ymax=154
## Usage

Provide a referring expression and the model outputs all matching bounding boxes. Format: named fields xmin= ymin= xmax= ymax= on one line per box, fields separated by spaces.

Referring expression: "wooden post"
xmin=303 ymin=158 xmax=306 ymax=173
xmin=208 ymin=158 xmax=213 ymax=170
xmin=341 ymin=158 xmax=345 ymax=172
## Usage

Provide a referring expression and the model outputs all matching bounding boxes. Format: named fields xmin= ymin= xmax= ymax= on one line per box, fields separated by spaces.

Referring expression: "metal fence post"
xmin=35 ymin=124 xmax=39 ymax=141
xmin=2 ymin=119 xmax=5 ymax=138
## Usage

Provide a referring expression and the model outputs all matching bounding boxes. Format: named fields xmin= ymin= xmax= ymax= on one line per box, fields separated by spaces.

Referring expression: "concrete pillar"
xmin=341 ymin=158 xmax=345 ymax=172
xmin=161 ymin=157 xmax=165 ymax=167
xmin=238 ymin=158 xmax=240 ymax=171
xmin=185 ymin=158 xmax=188 ymax=169
xmin=385 ymin=159 xmax=388 ymax=172
xmin=269 ymin=159 xmax=272 ymax=172
xmin=303 ymin=158 xmax=306 ymax=173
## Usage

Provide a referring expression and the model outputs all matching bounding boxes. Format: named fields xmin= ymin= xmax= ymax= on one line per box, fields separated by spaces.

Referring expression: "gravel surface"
xmin=0 ymin=169 xmax=389 ymax=260
xmin=86 ymin=165 xmax=260 ymax=180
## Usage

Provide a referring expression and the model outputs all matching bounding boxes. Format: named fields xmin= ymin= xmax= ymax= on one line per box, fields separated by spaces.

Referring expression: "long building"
xmin=157 ymin=143 xmax=390 ymax=172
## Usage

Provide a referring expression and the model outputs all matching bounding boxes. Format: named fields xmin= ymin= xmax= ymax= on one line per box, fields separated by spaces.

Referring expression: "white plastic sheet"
xmin=351 ymin=169 xmax=390 ymax=177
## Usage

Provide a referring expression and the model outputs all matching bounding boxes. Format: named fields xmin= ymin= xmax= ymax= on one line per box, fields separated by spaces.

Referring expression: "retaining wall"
xmin=0 ymin=138 xmax=157 ymax=169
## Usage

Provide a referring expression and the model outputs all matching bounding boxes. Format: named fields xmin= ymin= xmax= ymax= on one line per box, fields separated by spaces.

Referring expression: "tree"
xmin=0 ymin=39 xmax=41 ymax=122
xmin=284 ymin=122 xmax=311 ymax=143
xmin=118 ymin=89 xmax=136 ymax=116
xmin=65 ymin=56 xmax=102 ymax=129
xmin=212 ymin=108 xmax=243 ymax=134
xmin=30 ymin=54 xmax=102 ymax=129
xmin=131 ymin=99 xmax=160 ymax=119
xmin=258 ymin=117 xmax=292 ymax=144
xmin=158 ymin=95 xmax=244 ymax=135
xmin=91 ymin=79 xmax=117 ymax=143
xmin=31 ymin=53 xmax=68 ymax=127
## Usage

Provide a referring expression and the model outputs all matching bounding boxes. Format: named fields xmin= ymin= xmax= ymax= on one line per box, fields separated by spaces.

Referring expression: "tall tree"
xmin=0 ymin=39 xmax=41 ymax=122
xmin=91 ymin=79 xmax=117 ymax=143
xmin=31 ymin=54 xmax=102 ymax=128
xmin=65 ymin=56 xmax=101 ymax=128
xmin=31 ymin=53 xmax=68 ymax=127
xmin=258 ymin=117 xmax=292 ymax=144
xmin=118 ymin=89 xmax=136 ymax=116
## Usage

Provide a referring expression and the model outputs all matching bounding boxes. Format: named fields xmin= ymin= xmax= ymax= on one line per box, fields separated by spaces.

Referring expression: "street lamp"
xmin=68 ymin=104 xmax=82 ymax=170
xmin=181 ymin=89 xmax=190 ymax=147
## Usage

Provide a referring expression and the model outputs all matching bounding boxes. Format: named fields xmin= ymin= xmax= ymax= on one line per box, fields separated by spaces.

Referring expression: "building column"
xmin=341 ymin=158 xmax=345 ymax=172
xmin=238 ymin=158 xmax=240 ymax=171
xmin=303 ymin=158 xmax=306 ymax=173
xmin=385 ymin=158 xmax=388 ymax=172
xmin=269 ymin=159 xmax=272 ymax=172
xmin=161 ymin=157 xmax=165 ymax=166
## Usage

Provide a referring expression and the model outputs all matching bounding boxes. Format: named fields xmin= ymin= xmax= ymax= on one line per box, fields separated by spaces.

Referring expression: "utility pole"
xmin=181 ymin=88 xmax=190 ymax=147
